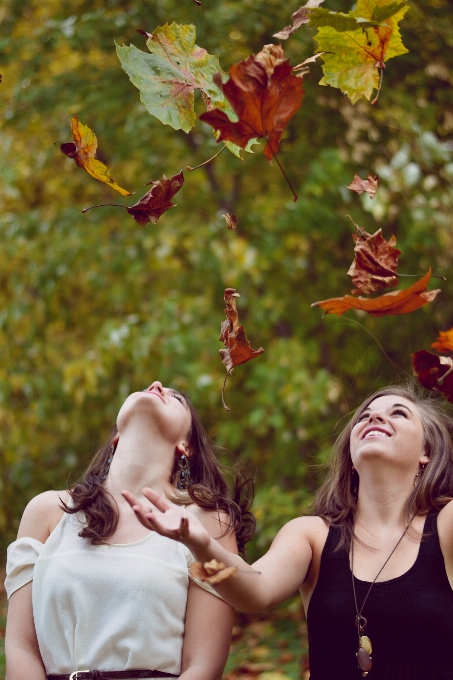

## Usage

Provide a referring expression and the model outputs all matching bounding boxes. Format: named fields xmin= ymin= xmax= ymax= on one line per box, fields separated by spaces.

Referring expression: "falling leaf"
xmin=311 ymin=269 xmax=440 ymax=317
xmin=274 ymin=0 xmax=325 ymax=40
xmin=82 ymin=171 xmax=184 ymax=225
xmin=116 ymin=22 xmax=253 ymax=160
xmin=292 ymin=53 xmax=326 ymax=77
xmin=223 ymin=213 xmax=237 ymax=230
xmin=313 ymin=0 xmax=409 ymax=103
xmin=60 ymin=115 xmax=132 ymax=196
xmin=347 ymin=173 xmax=379 ymax=199
xmin=255 ymin=44 xmax=287 ymax=76
xmin=190 ymin=559 xmax=237 ymax=584
xmin=347 ymin=223 xmax=401 ymax=295
xmin=219 ymin=289 xmax=265 ymax=373
xmin=199 ymin=47 xmax=304 ymax=161
xmin=431 ymin=327 xmax=453 ymax=354
xmin=411 ymin=350 xmax=453 ymax=403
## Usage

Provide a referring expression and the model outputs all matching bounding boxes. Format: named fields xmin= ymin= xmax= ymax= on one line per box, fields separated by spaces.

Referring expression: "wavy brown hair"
xmin=312 ymin=384 xmax=453 ymax=551
xmin=62 ymin=392 xmax=255 ymax=557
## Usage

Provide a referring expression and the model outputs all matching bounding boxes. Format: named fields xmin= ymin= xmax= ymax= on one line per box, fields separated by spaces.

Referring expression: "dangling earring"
xmin=101 ymin=442 xmax=116 ymax=482
xmin=176 ymin=451 xmax=191 ymax=491
xmin=414 ymin=463 xmax=427 ymax=487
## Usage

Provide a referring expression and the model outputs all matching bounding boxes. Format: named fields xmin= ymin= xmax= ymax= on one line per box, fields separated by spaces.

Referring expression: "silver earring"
xmin=176 ymin=453 xmax=191 ymax=490
xmin=414 ymin=463 xmax=427 ymax=487
xmin=101 ymin=443 xmax=116 ymax=482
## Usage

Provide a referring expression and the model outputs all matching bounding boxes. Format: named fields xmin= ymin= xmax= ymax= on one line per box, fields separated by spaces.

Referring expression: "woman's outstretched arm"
xmin=122 ymin=488 xmax=315 ymax=612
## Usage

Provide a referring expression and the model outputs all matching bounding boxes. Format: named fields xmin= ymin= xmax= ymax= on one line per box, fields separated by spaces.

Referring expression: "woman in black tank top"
xmin=124 ymin=384 xmax=453 ymax=680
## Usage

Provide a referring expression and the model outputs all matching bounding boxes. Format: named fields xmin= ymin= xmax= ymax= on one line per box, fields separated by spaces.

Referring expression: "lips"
xmin=145 ymin=390 xmax=165 ymax=402
xmin=362 ymin=427 xmax=391 ymax=440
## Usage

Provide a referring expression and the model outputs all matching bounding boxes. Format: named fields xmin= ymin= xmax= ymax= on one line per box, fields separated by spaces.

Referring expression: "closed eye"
xmin=357 ymin=412 xmax=369 ymax=421
xmin=392 ymin=408 xmax=408 ymax=417
xmin=171 ymin=392 xmax=184 ymax=404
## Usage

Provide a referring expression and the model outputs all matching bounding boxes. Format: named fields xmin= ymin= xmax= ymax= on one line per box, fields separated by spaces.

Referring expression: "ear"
xmin=419 ymin=453 xmax=429 ymax=466
xmin=113 ymin=434 xmax=120 ymax=446
xmin=175 ymin=441 xmax=190 ymax=457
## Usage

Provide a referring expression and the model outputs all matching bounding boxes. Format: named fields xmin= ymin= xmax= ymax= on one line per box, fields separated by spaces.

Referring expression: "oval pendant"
xmin=357 ymin=647 xmax=373 ymax=672
xmin=360 ymin=635 xmax=372 ymax=654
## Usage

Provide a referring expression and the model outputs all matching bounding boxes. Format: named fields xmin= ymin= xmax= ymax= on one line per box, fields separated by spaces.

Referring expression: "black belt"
xmin=47 ymin=671 xmax=178 ymax=679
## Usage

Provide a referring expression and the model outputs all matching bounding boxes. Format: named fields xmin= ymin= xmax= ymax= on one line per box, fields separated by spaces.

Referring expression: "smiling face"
xmin=116 ymin=381 xmax=192 ymax=449
xmin=350 ymin=394 xmax=429 ymax=473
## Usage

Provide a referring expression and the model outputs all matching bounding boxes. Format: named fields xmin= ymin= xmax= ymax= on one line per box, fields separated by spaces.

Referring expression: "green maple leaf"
xmin=116 ymin=22 xmax=254 ymax=158
xmin=313 ymin=0 xmax=409 ymax=103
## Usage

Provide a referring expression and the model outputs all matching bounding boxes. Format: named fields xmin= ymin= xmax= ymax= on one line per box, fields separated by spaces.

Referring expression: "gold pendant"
xmin=360 ymin=635 xmax=372 ymax=654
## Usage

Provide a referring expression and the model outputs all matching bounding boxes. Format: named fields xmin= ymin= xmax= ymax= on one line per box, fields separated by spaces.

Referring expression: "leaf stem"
xmin=222 ymin=373 xmax=230 ymax=412
xmin=82 ymin=204 xmax=128 ymax=213
xmin=187 ymin=145 xmax=226 ymax=171
xmin=264 ymin=137 xmax=298 ymax=202
xmin=371 ymin=67 xmax=384 ymax=105
xmin=398 ymin=273 xmax=446 ymax=281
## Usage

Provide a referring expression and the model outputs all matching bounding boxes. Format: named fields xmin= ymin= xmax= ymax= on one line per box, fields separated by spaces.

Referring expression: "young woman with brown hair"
xmin=5 ymin=381 xmax=254 ymax=680
xmin=124 ymin=385 xmax=453 ymax=680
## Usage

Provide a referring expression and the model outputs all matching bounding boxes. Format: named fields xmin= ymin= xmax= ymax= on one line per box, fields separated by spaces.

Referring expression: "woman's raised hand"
xmin=122 ymin=488 xmax=210 ymax=552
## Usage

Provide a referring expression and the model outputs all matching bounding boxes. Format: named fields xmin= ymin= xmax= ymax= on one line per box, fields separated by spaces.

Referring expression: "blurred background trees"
xmin=1 ymin=0 xmax=453 ymax=562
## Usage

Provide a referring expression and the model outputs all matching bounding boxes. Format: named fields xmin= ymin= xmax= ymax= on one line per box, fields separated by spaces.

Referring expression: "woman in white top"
xmin=5 ymin=381 xmax=254 ymax=680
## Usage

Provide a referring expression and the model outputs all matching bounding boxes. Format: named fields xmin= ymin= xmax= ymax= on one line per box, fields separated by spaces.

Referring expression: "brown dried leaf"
xmin=219 ymin=288 xmax=264 ymax=374
xmin=292 ymin=52 xmax=326 ymax=76
xmin=255 ymin=44 xmax=287 ymax=76
xmin=431 ymin=327 xmax=453 ymax=354
xmin=190 ymin=559 xmax=237 ymax=584
xmin=274 ymin=0 xmax=325 ymax=40
xmin=411 ymin=350 xmax=453 ymax=403
xmin=347 ymin=223 xmax=401 ymax=295
xmin=347 ymin=173 xmax=379 ymax=199
xmin=223 ymin=213 xmax=237 ymax=231
xmin=311 ymin=269 xmax=440 ymax=317
xmin=127 ymin=171 xmax=184 ymax=225
xmin=199 ymin=48 xmax=303 ymax=161
xmin=60 ymin=115 xmax=132 ymax=196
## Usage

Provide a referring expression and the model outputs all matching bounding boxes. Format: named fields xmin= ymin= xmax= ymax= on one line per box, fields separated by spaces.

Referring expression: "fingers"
xmin=141 ymin=487 xmax=172 ymax=512
xmin=178 ymin=515 xmax=189 ymax=538
xmin=121 ymin=490 xmax=141 ymax=509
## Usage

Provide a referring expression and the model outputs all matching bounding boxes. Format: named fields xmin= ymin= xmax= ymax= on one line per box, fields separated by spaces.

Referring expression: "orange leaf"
xmin=60 ymin=115 xmax=132 ymax=196
xmin=219 ymin=288 xmax=264 ymax=373
xmin=190 ymin=560 xmax=237 ymax=585
xmin=411 ymin=350 xmax=453 ymax=403
xmin=311 ymin=269 xmax=440 ymax=317
xmin=347 ymin=173 xmax=379 ymax=199
xmin=199 ymin=48 xmax=303 ymax=161
xmin=347 ymin=223 xmax=401 ymax=295
xmin=431 ymin=327 xmax=453 ymax=354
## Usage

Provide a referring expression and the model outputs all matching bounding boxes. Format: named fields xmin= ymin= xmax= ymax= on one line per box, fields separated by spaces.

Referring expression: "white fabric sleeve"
xmin=184 ymin=547 xmax=226 ymax=600
xmin=4 ymin=537 xmax=43 ymax=598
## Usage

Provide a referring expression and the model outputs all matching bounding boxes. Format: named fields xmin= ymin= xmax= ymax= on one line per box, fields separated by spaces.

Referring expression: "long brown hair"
xmin=62 ymin=392 xmax=255 ymax=557
xmin=313 ymin=384 xmax=453 ymax=551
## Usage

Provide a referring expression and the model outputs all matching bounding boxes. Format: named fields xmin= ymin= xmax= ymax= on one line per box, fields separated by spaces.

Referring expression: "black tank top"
xmin=306 ymin=512 xmax=453 ymax=680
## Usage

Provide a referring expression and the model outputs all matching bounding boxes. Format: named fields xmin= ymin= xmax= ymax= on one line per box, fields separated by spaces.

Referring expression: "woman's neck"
xmin=354 ymin=467 xmax=415 ymax=533
xmin=104 ymin=430 xmax=175 ymax=503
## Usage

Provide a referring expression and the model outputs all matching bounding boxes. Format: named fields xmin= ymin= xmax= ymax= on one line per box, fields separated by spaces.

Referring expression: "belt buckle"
xmin=69 ymin=671 xmax=90 ymax=680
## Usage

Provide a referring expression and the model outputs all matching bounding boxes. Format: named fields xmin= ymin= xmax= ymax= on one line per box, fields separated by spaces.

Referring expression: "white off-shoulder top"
xmin=5 ymin=508 xmax=218 ymax=678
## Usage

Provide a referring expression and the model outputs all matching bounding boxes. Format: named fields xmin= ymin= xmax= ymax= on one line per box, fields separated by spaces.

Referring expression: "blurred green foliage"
xmin=1 ymin=0 xmax=453 ymax=562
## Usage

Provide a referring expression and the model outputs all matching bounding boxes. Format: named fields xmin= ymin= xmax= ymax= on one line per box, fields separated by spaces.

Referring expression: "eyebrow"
xmin=360 ymin=402 xmax=413 ymax=416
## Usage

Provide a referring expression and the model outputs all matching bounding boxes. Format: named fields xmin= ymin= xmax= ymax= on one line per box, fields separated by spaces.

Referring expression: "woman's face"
xmin=117 ymin=381 xmax=192 ymax=446
xmin=350 ymin=394 xmax=429 ymax=472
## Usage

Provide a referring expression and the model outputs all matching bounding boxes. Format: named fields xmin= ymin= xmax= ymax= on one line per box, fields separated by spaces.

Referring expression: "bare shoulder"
xmin=188 ymin=504 xmax=238 ymax=552
xmin=17 ymin=489 xmax=71 ymax=542
xmin=273 ymin=515 xmax=329 ymax=546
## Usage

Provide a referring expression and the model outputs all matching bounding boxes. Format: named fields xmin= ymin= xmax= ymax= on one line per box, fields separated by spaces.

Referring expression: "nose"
xmin=366 ymin=409 xmax=385 ymax=423
xmin=147 ymin=381 xmax=164 ymax=395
